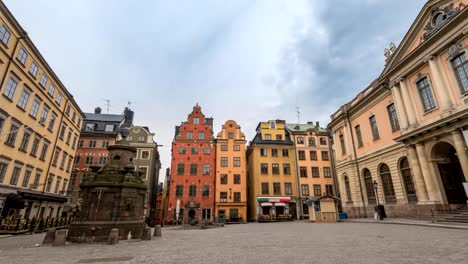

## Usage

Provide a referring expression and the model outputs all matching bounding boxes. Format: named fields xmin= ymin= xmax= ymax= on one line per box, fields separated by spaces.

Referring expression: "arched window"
xmin=344 ymin=175 xmax=352 ymax=202
xmin=379 ymin=164 xmax=396 ymax=203
xmin=400 ymin=158 xmax=418 ymax=203
xmin=363 ymin=169 xmax=375 ymax=204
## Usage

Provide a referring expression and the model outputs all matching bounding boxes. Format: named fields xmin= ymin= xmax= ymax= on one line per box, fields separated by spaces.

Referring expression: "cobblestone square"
xmin=1 ymin=222 xmax=467 ymax=264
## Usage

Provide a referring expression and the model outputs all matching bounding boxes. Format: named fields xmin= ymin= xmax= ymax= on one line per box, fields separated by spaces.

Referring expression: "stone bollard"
xmin=142 ymin=227 xmax=152 ymax=241
xmin=42 ymin=228 xmax=56 ymax=245
xmin=153 ymin=225 xmax=162 ymax=237
xmin=107 ymin=228 xmax=119 ymax=245
xmin=52 ymin=229 xmax=67 ymax=246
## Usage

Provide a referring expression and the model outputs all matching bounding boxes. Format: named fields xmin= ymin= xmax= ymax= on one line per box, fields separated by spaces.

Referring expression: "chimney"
xmin=307 ymin=121 xmax=313 ymax=125
xmin=315 ymin=121 xmax=320 ymax=128
xmin=94 ymin=107 xmax=102 ymax=114
xmin=123 ymin=107 xmax=134 ymax=127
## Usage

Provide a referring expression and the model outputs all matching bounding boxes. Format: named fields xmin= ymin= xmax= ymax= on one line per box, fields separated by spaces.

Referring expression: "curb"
xmin=342 ymin=220 xmax=468 ymax=230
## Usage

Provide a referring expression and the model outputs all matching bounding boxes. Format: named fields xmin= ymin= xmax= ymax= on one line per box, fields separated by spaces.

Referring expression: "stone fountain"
xmin=67 ymin=127 xmax=147 ymax=243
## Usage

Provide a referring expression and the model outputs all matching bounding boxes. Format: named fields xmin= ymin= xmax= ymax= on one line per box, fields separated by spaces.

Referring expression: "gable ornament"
xmin=422 ymin=3 xmax=466 ymax=41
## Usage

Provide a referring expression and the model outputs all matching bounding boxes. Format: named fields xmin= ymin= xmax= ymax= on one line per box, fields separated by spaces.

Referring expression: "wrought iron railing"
xmin=0 ymin=216 xmax=75 ymax=234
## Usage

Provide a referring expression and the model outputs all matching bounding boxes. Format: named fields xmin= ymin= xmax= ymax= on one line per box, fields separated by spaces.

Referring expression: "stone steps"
xmin=434 ymin=205 xmax=468 ymax=224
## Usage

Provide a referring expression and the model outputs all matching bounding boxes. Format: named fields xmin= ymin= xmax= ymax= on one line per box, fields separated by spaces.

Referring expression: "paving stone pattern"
xmin=0 ymin=222 xmax=467 ymax=264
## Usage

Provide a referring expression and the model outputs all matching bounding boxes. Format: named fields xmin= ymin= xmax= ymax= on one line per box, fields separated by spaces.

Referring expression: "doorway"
xmin=188 ymin=209 xmax=196 ymax=220
xmin=433 ymin=142 xmax=466 ymax=203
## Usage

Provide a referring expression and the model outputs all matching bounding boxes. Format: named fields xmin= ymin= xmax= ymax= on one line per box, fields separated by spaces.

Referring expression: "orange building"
xmin=215 ymin=120 xmax=247 ymax=223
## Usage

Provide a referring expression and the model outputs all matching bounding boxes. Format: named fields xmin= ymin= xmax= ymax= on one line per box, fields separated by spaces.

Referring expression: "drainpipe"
xmin=327 ymin=129 xmax=340 ymax=207
xmin=344 ymin=109 xmax=367 ymax=218
xmin=291 ymin=134 xmax=302 ymax=220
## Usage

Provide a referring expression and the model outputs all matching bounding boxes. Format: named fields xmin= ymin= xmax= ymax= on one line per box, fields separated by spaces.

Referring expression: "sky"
xmin=4 ymin=0 xmax=427 ymax=179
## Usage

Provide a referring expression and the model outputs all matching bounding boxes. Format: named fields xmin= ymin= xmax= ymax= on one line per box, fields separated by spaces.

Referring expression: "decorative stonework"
xmin=422 ymin=3 xmax=466 ymax=41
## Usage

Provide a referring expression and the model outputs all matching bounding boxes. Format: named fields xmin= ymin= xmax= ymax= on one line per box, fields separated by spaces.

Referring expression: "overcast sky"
xmin=5 ymin=0 xmax=426 ymax=179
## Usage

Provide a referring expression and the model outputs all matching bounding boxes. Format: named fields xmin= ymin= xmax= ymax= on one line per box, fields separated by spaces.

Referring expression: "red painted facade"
xmin=166 ymin=105 xmax=216 ymax=224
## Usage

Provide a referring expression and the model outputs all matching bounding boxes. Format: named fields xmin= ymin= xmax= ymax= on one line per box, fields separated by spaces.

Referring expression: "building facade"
xmin=0 ymin=1 xmax=84 ymax=219
xmin=247 ymin=120 xmax=298 ymax=222
xmin=329 ymin=0 xmax=468 ymax=218
xmin=166 ymin=104 xmax=216 ymax=224
xmin=215 ymin=120 xmax=247 ymax=223
xmin=286 ymin=122 xmax=335 ymax=219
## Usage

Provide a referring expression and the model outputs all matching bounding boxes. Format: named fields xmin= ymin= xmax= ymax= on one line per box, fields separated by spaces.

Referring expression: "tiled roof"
xmin=85 ymin=113 xmax=124 ymax=122
xmin=286 ymin=123 xmax=328 ymax=133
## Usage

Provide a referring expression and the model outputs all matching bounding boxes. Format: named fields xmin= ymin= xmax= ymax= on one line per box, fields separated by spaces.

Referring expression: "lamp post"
xmin=373 ymin=180 xmax=380 ymax=206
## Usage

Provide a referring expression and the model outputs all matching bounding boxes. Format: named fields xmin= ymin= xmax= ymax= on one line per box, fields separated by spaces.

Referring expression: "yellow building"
xmin=247 ymin=120 xmax=298 ymax=222
xmin=286 ymin=122 xmax=335 ymax=219
xmin=215 ymin=120 xmax=247 ymax=223
xmin=0 ymin=1 xmax=84 ymax=219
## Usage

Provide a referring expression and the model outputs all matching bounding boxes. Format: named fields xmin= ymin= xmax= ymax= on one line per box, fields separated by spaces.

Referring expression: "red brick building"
xmin=166 ymin=104 xmax=216 ymax=224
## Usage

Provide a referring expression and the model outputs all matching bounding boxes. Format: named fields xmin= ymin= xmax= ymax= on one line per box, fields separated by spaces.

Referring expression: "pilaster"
xmin=415 ymin=143 xmax=443 ymax=203
xmin=406 ymin=145 xmax=429 ymax=202
xmin=451 ymin=130 xmax=468 ymax=181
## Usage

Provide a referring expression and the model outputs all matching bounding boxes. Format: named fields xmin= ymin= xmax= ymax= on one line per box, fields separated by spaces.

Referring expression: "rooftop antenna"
xmin=127 ymin=100 xmax=132 ymax=109
xmin=296 ymin=98 xmax=301 ymax=124
xmin=101 ymin=99 xmax=110 ymax=113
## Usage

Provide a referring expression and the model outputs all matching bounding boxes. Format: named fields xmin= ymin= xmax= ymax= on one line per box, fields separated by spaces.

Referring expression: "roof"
xmin=286 ymin=123 xmax=328 ymax=133
xmin=250 ymin=130 xmax=294 ymax=146
xmin=84 ymin=113 xmax=124 ymax=122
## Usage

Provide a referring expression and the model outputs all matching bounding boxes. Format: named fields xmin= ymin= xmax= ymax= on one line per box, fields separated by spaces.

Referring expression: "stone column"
xmin=399 ymin=79 xmax=418 ymax=126
xmin=392 ymin=84 xmax=409 ymax=129
xmin=427 ymin=55 xmax=453 ymax=111
xmin=452 ymin=130 xmax=468 ymax=181
xmin=415 ymin=143 xmax=442 ymax=203
xmin=406 ymin=145 xmax=429 ymax=202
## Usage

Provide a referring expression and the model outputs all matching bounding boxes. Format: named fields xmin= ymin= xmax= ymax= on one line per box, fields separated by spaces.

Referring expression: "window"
xmin=72 ymin=112 xmax=76 ymax=122
xmin=313 ymin=185 xmax=322 ymax=196
xmin=234 ymin=192 xmax=241 ymax=202
xmin=29 ymin=98 xmax=41 ymax=118
xmin=282 ymin=149 xmax=289 ymax=157
xmin=177 ymin=163 xmax=184 ymax=175
xmin=221 ymin=145 xmax=228 ymax=151
xmin=54 ymin=177 xmax=62 ymax=193
xmin=39 ymin=142 xmax=49 ymax=161
xmin=400 ymin=158 xmax=417 ymax=203
xmin=52 ymin=148 xmax=61 ymax=166
xmin=198 ymin=132 xmax=205 ymax=139
xmin=271 ymin=149 xmax=278 ymax=157
xmin=72 ymin=135 xmax=77 ymax=149
xmin=60 ymin=153 xmax=67 ymax=169
xmin=233 ymin=157 xmax=241 ymax=167
xmin=298 ymin=151 xmax=306 ymax=160
xmin=363 ymin=169 xmax=375 ymax=204
xmin=301 ymin=184 xmax=309 ymax=196
xmin=104 ymin=124 xmax=114 ymax=132
xmin=221 ymin=157 xmax=228 ymax=167
xmin=98 ymin=156 xmax=107 ymax=165
xmin=17 ymin=87 xmax=31 ymax=110
xmin=17 ymin=47 xmax=28 ymax=65
xmin=191 ymin=147 xmax=198 ymax=154
xmin=0 ymin=24 xmax=11 ymax=45
xmin=297 ymin=137 xmax=304 ymax=144
xmin=269 ymin=121 xmax=276 ymax=129
xmin=299 ymin=167 xmax=307 ymax=178
xmin=308 ymin=137 xmax=316 ymax=147
xmin=5 ymin=123 xmax=19 ymax=146
xmin=85 ymin=123 xmax=95 ymax=131
xmin=228 ymin=132 xmax=234 ymax=139
xmin=234 ymin=174 xmax=240 ymax=184
xmin=387 ymin=104 xmax=400 ymax=131
xmin=283 ymin=164 xmax=291 ymax=175
xmin=61 ymin=179 xmax=68 ymax=194
xmin=379 ymin=164 xmax=396 ymax=203
xmin=0 ymin=115 xmax=4 ymax=134
xmin=273 ymin=182 xmax=281 ymax=195
xmin=220 ymin=192 xmax=227 ymax=202
xmin=323 ymin=167 xmax=331 ymax=178
xmin=189 ymin=185 xmax=196 ymax=197
xmin=233 ymin=145 xmax=240 ymax=151
xmin=339 ymin=134 xmax=346 ymax=154
xmin=56 ymin=92 xmax=63 ymax=105
xmin=101 ymin=140 xmax=109 ymax=148
xmin=285 ymin=182 xmax=292 ymax=195
xmin=29 ymin=62 xmax=39 ymax=77
xmin=186 ymin=132 xmax=193 ymax=139
xmin=21 ymin=169 xmax=32 ymax=187
xmin=202 ymin=185 xmax=210 ymax=197
xmin=202 ymin=164 xmax=210 ymax=175
xmin=88 ymin=140 xmax=96 ymax=148
xmin=369 ymin=115 xmax=380 ymax=140
xmin=3 ymin=77 xmax=18 ymax=100
xmin=276 ymin=134 xmax=282 ymax=140
xmin=190 ymin=164 xmax=198 ymax=175
xmin=178 ymin=147 xmax=186 ymax=154
xmin=265 ymin=134 xmax=271 ymax=140
xmin=74 ymin=155 xmax=81 ymax=164
xmin=78 ymin=140 xmax=83 ymax=148
xmin=176 ymin=185 xmax=183 ymax=197
xmin=66 ymin=156 xmax=73 ymax=172
xmin=320 ymin=138 xmax=327 ymax=145
xmin=85 ymin=156 xmax=93 ymax=165
xmin=48 ymin=84 xmax=55 ymax=97
xmin=45 ymin=174 xmax=53 ymax=192
xmin=220 ymin=174 xmax=227 ymax=184
xmin=355 ymin=125 xmax=363 ymax=148
xmin=32 ymin=171 xmax=41 ymax=189
xmin=310 ymin=151 xmax=317 ymax=160
xmin=138 ymin=136 xmax=145 ymax=142
xmin=272 ymin=163 xmax=279 ymax=175
xmin=321 ymin=151 xmax=329 ymax=161
xmin=0 ymin=163 xmax=8 ymax=183
xmin=203 ymin=147 xmax=211 ymax=154
xmin=325 ymin=185 xmax=334 ymax=196
xmin=48 ymin=113 xmax=57 ymax=131
xmin=312 ymin=167 xmax=319 ymax=178
xmin=30 ymin=137 xmax=40 ymax=156
xmin=141 ymin=150 xmax=150 ymax=159
xmin=260 ymin=148 xmax=267 ymax=156
xmin=40 ymin=75 xmax=48 ymax=88
xmin=260 ymin=163 xmax=268 ymax=174
xmin=452 ymin=53 xmax=468 ymax=93
xmin=19 ymin=131 xmax=31 ymax=152
xmin=10 ymin=167 xmax=21 ymax=185
xmin=416 ymin=77 xmax=437 ymax=112
xmin=40 ymin=106 xmax=49 ymax=125
xmin=193 ymin=117 xmax=199 ymax=124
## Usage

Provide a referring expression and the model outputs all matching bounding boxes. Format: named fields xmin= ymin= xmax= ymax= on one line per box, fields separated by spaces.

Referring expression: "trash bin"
xmin=374 ymin=205 xmax=386 ymax=220
xmin=339 ymin=213 xmax=348 ymax=220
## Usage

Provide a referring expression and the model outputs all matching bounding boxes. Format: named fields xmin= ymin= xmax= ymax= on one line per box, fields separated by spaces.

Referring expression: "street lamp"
xmin=373 ymin=180 xmax=380 ymax=206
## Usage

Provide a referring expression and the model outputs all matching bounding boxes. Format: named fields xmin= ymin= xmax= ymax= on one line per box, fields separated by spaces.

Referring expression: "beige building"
xmin=215 ymin=120 xmax=247 ymax=223
xmin=0 ymin=1 xmax=84 ymax=219
xmin=329 ymin=0 xmax=468 ymax=218
xmin=286 ymin=122 xmax=335 ymax=219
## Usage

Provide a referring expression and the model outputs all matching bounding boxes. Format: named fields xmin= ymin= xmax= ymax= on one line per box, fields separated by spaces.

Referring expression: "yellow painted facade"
xmin=0 ymin=1 xmax=84 ymax=219
xmin=215 ymin=120 xmax=247 ymax=223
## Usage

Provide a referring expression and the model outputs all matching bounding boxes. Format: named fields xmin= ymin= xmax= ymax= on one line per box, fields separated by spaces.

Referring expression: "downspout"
xmin=290 ymin=132 xmax=302 ymax=220
xmin=327 ymin=129 xmax=340 ymax=209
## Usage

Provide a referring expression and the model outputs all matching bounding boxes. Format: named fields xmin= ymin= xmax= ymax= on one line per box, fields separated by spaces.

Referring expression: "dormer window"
xmin=269 ymin=121 xmax=276 ymax=129
xmin=85 ymin=123 xmax=96 ymax=131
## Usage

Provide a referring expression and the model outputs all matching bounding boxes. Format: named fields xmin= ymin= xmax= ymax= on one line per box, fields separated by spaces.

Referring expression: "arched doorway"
xmin=433 ymin=142 xmax=466 ymax=203
xmin=399 ymin=157 xmax=418 ymax=203
xmin=362 ymin=169 xmax=375 ymax=204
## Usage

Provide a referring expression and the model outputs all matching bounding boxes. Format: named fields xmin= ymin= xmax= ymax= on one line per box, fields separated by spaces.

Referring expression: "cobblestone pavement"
xmin=1 ymin=222 xmax=467 ymax=264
